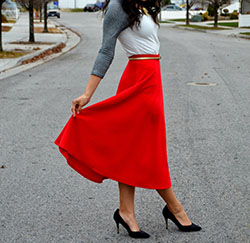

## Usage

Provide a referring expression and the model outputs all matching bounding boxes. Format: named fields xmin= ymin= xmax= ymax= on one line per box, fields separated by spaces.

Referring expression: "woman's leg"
xmin=156 ymin=187 xmax=192 ymax=226
xmin=118 ymin=182 xmax=140 ymax=231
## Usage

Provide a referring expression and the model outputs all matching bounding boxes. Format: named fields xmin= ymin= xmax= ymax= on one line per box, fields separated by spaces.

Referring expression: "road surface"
xmin=0 ymin=12 xmax=249 ymax=243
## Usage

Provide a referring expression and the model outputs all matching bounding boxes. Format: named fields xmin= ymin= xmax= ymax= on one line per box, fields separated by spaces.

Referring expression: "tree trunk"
xmin=186 ymin=0 xmax=190 ymax=25
xmin=29 ymin=0 xmax=35 ymax=42
xmin=0 ymin=2 xmax=3 ymax=52
xmin=39 ymin=2 xmax=42 ymax=22
xmin=43 ymin=1 xmax=48 ymax=33
xmin=214 ymin=6 xmax=218 ymax=27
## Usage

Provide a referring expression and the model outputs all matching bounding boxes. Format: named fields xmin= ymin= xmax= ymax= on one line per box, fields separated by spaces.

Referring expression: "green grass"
xmin=239 ymin=32 xmax=250 ymax=35
xmin=208 ymin=22 xmax=238 ymax=27
xmin=160 ymin=20 xmax=173 ymax=23
xmin=178 ymin=24 xmax=230 ymax=30
xmin=171 ymin=18 xmax=186 ymax=22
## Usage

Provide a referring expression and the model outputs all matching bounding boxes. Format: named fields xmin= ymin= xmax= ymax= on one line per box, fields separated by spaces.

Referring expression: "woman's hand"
xmin=71 ymin=94 xmax=90 ymax=117
xmin=71 ymin=75 xmax=102 ymax=117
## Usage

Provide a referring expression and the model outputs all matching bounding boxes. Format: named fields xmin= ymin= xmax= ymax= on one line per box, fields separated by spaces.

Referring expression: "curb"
xmin=16 ymin=41 xmax=65 ymax=65
xmin=172 ymin=25 xmax=207 ymax=33
xmin=0 ymin=24 xmax=81 ymax=80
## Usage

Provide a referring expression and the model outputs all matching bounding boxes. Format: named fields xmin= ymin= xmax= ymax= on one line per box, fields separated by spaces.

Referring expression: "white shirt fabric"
xmin=117 ymin=12 xmax=160 ymax=57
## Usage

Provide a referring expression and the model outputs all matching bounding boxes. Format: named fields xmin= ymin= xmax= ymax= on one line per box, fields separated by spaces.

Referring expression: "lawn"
xmin=34 ymin=27 xmax=62 ymax=34
xmin=178 ymin=24 xmax=230 ymax=30
xmin=71 ymin=8 xmax=84 ymax=12
xmin=160 ymin=20 xmax=173 ymax=23
xmin=0 ymin=51 xmax=28 ymax=59
xmin=208 ymin=22 xmax=238 ymax=27
xmin=6 ymin=19 xmax=16 ymax=24
xmin=2 ymin=26 xmax=12 ymax=32
xmin=240 ymin=32 xmax=250 ymax=35
xmin=171 ymin=18 xmax=187 ymax=22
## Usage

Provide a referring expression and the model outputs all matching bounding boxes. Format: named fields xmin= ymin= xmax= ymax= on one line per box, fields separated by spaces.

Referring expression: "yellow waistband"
xmin=128 ymin=56 xmax=161 ymax=61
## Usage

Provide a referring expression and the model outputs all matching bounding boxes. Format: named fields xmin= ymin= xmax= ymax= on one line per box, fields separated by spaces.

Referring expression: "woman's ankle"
xmin=119 ymin=209 xmax=135 ymax=220
xmin=119 ymin=209 xmax=140 ymax=231
xmin=167 ymin=202 xmax=184 ymax=215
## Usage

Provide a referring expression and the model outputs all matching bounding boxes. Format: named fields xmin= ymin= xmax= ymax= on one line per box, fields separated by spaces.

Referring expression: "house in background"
xmin=58 ymin=0 xmax=96 ymax=8
xmin=221 ymin=1 xmax=240 ymax=13
xmin=239 ymin=0 xmax=250 ymax=27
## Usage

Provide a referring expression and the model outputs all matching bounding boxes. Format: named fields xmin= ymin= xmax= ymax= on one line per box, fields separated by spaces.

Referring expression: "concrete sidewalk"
xmin=0 ymin=12 xmax=80 ymax=77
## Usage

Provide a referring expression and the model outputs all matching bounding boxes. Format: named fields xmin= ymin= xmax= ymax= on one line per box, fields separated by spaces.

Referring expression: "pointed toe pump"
xmin=113 ymin=208 xmax=150 ymax=238
xmin=162 ymin=205 xmax=202 ymax=232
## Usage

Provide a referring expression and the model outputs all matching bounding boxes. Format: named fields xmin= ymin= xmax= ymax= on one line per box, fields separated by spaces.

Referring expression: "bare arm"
xmin=71 ymin=75 xmax=101 ymax=117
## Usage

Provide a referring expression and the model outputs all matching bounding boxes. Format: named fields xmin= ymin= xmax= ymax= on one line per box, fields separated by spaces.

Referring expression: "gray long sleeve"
xmin=90 ymin=0 xmax=129 ymax=78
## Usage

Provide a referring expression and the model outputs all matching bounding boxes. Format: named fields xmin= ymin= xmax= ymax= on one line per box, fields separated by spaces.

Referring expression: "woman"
xmin=54 ymin=0 xmax=202 ymax=239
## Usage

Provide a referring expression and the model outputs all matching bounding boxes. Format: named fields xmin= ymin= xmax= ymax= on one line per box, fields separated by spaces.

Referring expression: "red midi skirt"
xmin=54 ymin=53 xmax=172 ymax=189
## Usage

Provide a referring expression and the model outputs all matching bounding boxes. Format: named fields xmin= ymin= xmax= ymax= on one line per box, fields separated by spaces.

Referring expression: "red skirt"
xmin=54 ymin=54 xmax=172 ymax=189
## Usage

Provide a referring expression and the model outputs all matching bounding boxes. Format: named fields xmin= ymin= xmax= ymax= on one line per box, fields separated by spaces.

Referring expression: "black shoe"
xmin=113 ymin=208 xmax=150 ymax=238
xmin=162 ymin=205 xmax=202 ymax=232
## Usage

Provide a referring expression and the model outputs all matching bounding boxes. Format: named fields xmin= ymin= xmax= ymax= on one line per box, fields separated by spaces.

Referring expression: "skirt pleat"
xmin=54 ymin=54 xmax=172 ymax=189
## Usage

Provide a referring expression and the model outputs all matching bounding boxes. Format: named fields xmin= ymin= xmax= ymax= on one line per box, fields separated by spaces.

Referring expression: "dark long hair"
xmin=102 ymin=0 xmax=161 ymax=28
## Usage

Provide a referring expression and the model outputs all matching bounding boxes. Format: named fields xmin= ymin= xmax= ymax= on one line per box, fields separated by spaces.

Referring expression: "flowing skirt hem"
xmin=55 ymin=141 xmax=172 ymax=190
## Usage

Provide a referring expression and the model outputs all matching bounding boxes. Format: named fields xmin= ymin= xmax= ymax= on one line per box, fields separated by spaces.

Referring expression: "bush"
xmin=222 ymin=8 xmax=229 ymax=16
xmin=230 ymin=10 xmax=238 ymax=20
xmin=202 ymin=11 xmax=209 ymax=21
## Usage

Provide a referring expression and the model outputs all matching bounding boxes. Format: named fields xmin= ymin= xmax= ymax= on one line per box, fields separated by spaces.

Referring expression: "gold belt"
xmin=128 ymin=56 xmax=161 ymax=61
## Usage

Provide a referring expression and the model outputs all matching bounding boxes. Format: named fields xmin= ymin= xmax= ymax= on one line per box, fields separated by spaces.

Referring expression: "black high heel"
xmin=113 ymin=208 xmax=150 ymax=238
xmin=162 ymin=205 xmax=202 ymax=232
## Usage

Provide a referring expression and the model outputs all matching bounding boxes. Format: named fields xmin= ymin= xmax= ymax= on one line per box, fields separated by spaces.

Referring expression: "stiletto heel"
xmin=116 ymin=222 xmax=119 ymax=234
xmin=113 ymin=208 xmax=150 ymax=238
xmin=162 ymin=205 xmax=202 ymax=232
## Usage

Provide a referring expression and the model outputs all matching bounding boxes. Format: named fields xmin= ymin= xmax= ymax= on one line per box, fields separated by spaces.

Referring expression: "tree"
xmin=35 ymin=0 xmax=50 ymax=32
xmin=185 ymin=0 xmax=198 ymax=25
xmin=17 ymin=0 xmax=35 ymax=42
xmin=161 ymin=0 xmax=171 ymax=6
xmin=43 ymin=0 xmax=49 ymax=33
xmin=204 ymin=0 xmax=230 ymax=26
xmin=0 ymin=0 xmax=6 ymax=52
xmin=33 ymin=0 xmax=50 ymax=32
xmin=39 ymin=1 xmax=42 ymax=22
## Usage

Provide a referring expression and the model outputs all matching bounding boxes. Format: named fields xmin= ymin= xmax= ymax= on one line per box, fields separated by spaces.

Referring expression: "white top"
xmin=117 ymin=13 xmax=160 ymax=57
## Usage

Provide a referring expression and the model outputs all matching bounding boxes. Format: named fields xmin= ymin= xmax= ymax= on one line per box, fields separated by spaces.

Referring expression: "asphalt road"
xmin=0 ymin=12 xmax=250 ymax=243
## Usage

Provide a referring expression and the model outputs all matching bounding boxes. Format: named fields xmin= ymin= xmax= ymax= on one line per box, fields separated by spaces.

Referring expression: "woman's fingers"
xmin=71 ymin=96 xmax=88 ymax=117
xmin=76 ymin=103 xmax=82 ymax=114
xmin=71 ymin=100 xmax=78 ymax=117
xmin=71 ymin=105 xmax=76 ymax=117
